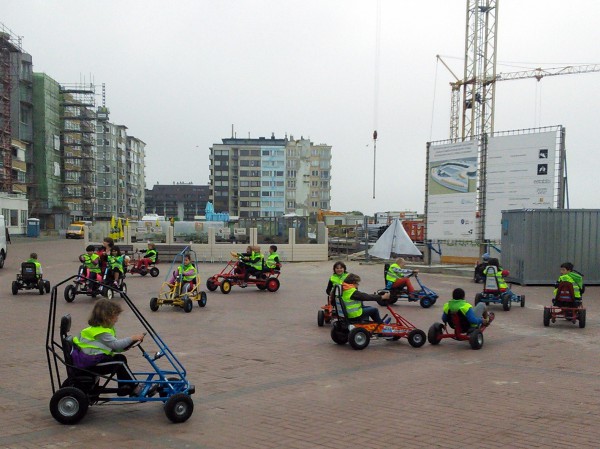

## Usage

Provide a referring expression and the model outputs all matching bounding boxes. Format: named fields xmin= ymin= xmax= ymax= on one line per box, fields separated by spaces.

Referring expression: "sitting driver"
xmin=167 ymin=254 xmax=197 ymax=293
xmin=342 ymin=273 xmax=391 ymax=325
xmin=442 ymin=288 xmax=493 ymax=329
xmin=385 ymin=257 xmax=418 ymax=298
xmin=553 ymin=261 xmax=584 ymax=306
xmin=135 ymin=242 xmax=158 ymax=271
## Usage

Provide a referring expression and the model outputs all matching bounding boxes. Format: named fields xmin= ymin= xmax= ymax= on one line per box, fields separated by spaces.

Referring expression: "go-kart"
xmin=206 ymin=253 xmax=280 ymax=294
xmin=46 ymin=277 xmax=196 ymax=424
xmin=150 ymin=247 xmax=207 ymax=313
xmin=127 ymin=250 xmax=160 ymax=277
xmin=317 ymin=294 xmax=337 ymax=327
xmin=474 ymin=266 xmax=525 ymax=311
xmin=543 ymin=281 xmax=586 ymax=328
xmin=380 ymin=264 xmax=438 ymax=308
xmin=427 ymin=311 xmax=495 ymax=350
xmin=12 ymin=261 xmax=51 ymax=295
xmin=63 ymin=265 xmax=120 ymax=302
xmin=329 ymin=286 xmax=426 ymax=350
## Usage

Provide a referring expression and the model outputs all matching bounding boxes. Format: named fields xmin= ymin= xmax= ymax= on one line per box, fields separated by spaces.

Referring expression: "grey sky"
xmin=4 ymin=0 xmax=599 ymax=215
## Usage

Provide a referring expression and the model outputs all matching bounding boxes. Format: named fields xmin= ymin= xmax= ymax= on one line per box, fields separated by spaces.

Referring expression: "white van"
xmin=0 ymin=215 xmax=7 ymax=269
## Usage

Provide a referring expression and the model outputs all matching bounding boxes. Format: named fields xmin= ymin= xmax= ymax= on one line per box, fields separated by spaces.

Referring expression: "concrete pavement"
xmin=0 ymin=237 xmax=598 ymax=448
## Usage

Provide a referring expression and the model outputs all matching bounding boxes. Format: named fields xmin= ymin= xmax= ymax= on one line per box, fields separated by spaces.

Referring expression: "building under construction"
xmin=60 ymin=83 xmax=96 ymax=221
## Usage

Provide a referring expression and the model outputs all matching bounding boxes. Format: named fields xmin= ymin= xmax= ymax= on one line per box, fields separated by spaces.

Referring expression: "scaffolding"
xmin=0 ymin=25 xmax=22 ymax=193
xmin=60 ymin=83 xmax=96 ymax=220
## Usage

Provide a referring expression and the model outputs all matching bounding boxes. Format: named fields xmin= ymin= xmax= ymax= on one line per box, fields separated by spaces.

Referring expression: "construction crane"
xmin=440 ymin=56 xmax=600 ymax=142
xmin=442 ymin=0 xmax=600 ymax=142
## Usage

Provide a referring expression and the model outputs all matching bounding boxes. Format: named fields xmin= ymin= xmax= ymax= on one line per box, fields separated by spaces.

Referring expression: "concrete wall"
xmin=87 ymin=225 xmax=328 ymax=262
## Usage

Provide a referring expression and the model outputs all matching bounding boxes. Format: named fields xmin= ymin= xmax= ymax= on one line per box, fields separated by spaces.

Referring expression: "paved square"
xmin=0 ymin=238 xmax=598 ymax=448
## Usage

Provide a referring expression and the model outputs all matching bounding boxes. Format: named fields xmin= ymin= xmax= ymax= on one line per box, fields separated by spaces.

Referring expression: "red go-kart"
xmin=329 ymin=287 xmax=426 ymax=350
xmin=544 ymin=281 xmax=586 ymax=328
xmin=427 ymin=311 xmax=494 ymax=350
xmin=206 ymin=255 xmax=280 ymax=294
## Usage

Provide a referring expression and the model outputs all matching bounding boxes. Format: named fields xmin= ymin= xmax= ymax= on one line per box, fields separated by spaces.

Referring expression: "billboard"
xmin=484 ymin=131 xmax=558 ymax=239
xmin=426 ymin=141 xmax=478 ymax=240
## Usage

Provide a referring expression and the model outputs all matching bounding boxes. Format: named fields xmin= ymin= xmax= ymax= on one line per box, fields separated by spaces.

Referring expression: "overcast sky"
xmin=4 ymin=0 xmax=599 ymax=215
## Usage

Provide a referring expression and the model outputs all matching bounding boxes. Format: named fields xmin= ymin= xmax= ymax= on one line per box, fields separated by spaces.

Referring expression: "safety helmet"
xmin=482 ymin=253 xmax=490 ymax=261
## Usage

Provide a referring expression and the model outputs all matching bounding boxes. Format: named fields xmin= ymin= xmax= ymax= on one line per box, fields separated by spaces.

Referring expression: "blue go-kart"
xmin=474 ymin=266 xmax=525 ymax=311
xmin=46 ymin=277 xmax=196 ymax=424
xmin=378 ymin=264 xmax=438 ymax=308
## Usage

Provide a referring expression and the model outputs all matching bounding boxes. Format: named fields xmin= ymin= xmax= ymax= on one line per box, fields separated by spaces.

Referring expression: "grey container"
xmin=501 ymin=209 xmax=600 ymax=285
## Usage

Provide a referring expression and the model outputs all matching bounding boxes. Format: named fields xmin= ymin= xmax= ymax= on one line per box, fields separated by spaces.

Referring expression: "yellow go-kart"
xmin=150 ymin=247 xmax=207 ymax=313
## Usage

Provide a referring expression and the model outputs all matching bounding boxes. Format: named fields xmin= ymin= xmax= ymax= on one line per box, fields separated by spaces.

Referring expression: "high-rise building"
xmin=126 ymin=135 xmax=146 ymax=220
xmin=31 ymin=73 xmax=68 ymax=229
xmin=209 ymin=134 xmax=331 ymax=218
xmin=60 ymin=83 xmax=96 ymax=221
xmin=96 ymin=107 xmax=146 ymax=220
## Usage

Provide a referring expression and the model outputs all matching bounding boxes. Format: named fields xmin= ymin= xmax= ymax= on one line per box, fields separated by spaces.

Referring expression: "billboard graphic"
xmin=427 ymin=141 xmax=478 ymax=240
xmin=484 ymin=131 xmax=557 ymax=240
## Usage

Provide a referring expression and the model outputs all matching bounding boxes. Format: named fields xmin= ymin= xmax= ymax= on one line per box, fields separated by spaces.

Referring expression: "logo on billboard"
xmin=537 ymin=164 xmax=548 ymax=175
xmin=539 ymin=149 xmax=548 ymax=159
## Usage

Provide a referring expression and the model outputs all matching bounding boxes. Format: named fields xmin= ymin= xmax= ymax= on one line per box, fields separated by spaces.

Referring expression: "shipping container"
xmin=402 ymin=220 xmax=425 ymax=242
xmin=501 ymin=209 xmax=600 ymax=285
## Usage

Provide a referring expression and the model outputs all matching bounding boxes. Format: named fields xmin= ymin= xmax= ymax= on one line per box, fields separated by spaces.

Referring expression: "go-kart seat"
xmin=332 ymin=289 xmax=370 ymax=323
xmin=483 ymin=266 xmax=500 ymax=293
xmin=447 ymin=311 xmax=472 ymax=334
xmin=60 ymin=315 xmax=79 ymax=377
xmin=553 ymin=281 xmax=580 ymax=308
xmin=20 ymin=262 xmax=39 ymax=285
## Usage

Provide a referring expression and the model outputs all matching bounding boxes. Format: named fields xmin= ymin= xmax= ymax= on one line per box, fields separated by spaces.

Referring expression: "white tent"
xmin=369 ymin=218 xmax=422 ymax=260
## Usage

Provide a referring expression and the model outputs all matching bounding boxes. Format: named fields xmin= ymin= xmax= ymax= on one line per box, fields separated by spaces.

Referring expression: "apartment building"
xmin=209 ymin=134 xmax=331 ymax=218
xmin=126 ymin=135 xmax=146 ymax=220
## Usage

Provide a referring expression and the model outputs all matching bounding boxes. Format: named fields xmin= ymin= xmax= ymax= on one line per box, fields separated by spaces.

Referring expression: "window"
xmin=321 ymin=170 xmax=329 ymax=178
xmin=262 ymin=191 xmax=271 ymax=197
xmin=275 ymin=171 xmax=284 ymax=177
xmin=262 ymin=170 xmax=272 ymax=177
xmin=287 ymin=201 xmax=295 ymax=208
xmin=311 ymin=170 xmax=319 ymax=177
xmin=287 ymin=170 xmax=296 ymax=178
xmin=287 ymin=180 xmax=296 ymax=189
xmin=240 ymin=181 xmax=249 ymax=187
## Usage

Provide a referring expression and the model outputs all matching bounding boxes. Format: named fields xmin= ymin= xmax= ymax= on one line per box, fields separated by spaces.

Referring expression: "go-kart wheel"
xmin=376 ymin=297 xmax=387 ymax=307
xmin=206 ymin=278 xmax=218 ymax=291
xmin=469 ymin=329 xmax=484 ymax=350
xmin=330 ymin=323 xmax=348 ymax=345
xmin=408 ymin=329 xmax=427 ymax=348
xmin=183 ymin=297 xmax=193 ymax=313
xmin=164 ymin=393 xmax=194 ymax=423
xmin=104 ymin=288 xmax=114 ymax=300
xmin=543 ymin=307 xmax=551 ymax=326
xmin=49 ymin=387 xmax=89 ymax=425
xmin=389 ymin=297 xmax=398 ymax=305
xmin=474 ymin=293 xmax=482 ymax=306
xmin=0 ymin=252 xmax=4 ymax=268
xmin=39 ymin=280 xmax=45 ymax=295
xmin=317 ymin=310 xmax=325 ymax=327
xmin=140 ymin=268 xmax=148 ymax=276
xmin=220 ymin=280 xmax=231 ymax=294
xmin=64 ymin=285 xmax=76 ymax=303
xmin=420 ymin=297 xmax=433 ymax=308
xmin=520 ymin=295 xmax=526 ymax=308
xmin=149 ymin=267 xmax=160 ymax=277
xmin=348 ymin=327 xmax=370 ymax=350
xmin=502 ymin=294 xmax=511 ymax=311
xmin=150 ymin=297 xmax=160 ymax=312
xmin=12 ymin=281 xmax=18 ymax=295
xmin=45 ymin=280 xmax=51 ymax=293
xmin=197 ymin=291 xmax=207 ymax=308
xmin=266 ymin=277 xmax=280 ymax=292
xmin=578 ymin=309 xmax=586 ymax=328
xmin=256 ymin=282 xmax=267 ymax=290
xmin=427 ymin=322 xmax=444 ymax=345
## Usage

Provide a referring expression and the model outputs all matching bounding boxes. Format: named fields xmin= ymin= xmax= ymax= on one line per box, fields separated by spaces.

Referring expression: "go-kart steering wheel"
xmin=124 ymin=333 xmax=146 ymax=351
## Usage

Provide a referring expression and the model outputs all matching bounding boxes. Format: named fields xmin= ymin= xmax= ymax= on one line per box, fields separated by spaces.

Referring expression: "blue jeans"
xmin=360 ymin=306 xmax=382 ymax=324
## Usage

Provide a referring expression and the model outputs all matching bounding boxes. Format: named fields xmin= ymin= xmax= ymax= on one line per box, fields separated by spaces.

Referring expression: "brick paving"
xmin=0 ymin=237 xmax=598 ymax=448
